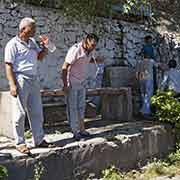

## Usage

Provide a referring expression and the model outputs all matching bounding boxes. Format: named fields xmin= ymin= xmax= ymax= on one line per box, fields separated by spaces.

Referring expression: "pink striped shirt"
xmin=65 ymin=41 xmax=91 ymax=88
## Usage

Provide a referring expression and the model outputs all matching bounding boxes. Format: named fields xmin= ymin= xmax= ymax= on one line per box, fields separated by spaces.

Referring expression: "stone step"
xmin=0 ymin=121 xmax=175 ymax=180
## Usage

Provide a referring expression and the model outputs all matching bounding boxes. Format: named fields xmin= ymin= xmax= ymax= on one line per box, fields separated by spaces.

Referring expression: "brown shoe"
xmin=37 ymin=140 xmax=56 ymax=148
xmin=16 ymin=144 xmax=32 ymax=156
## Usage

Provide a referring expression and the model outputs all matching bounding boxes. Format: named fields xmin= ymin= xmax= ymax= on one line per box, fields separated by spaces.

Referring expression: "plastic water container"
xmin=96 ymin=64 xmax=104 ymax=76
xmin=39 ymin=35 xmax=56 ymax=53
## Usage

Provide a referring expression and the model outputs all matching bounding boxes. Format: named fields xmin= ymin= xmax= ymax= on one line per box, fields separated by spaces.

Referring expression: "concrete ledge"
xmin=41 ymin=87 xmax=131 ymax=96
xmin=0 ymin=121 xmax=175 ymax=180
xmin=42 ymin=87 xmax=133 ymax=121
xmin=0 ymin=88 xmax=132 ymax=138
xmin=0 ymin=91 xmax=14 ymax=138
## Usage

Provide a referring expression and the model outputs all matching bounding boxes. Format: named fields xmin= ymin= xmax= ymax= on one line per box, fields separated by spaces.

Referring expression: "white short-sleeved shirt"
xmin=161 ymin=68 xmax=180 ymax=93
xmin=4 ymin=36 xmax=41 ymax=76
xmin=65 ymin=41 xmax=92 ymax=88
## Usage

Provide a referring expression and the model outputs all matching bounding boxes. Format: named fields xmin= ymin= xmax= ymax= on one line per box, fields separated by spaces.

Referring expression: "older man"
xmin=4 ymin=17 xmax=52 ymax=154
xmin=62 ymin=33 xmax=103 ymax=140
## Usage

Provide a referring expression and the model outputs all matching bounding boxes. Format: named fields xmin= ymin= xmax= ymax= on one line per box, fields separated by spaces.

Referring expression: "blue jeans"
xmin=66 ymin=85 xmax=86 ymax=134
xmin=140 ymin=79 xmax=154 ymax=115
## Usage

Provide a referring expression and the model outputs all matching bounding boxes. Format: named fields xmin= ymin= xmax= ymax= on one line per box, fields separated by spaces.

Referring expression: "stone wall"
xmin=0 ymin=3 xmax=179 ymax=91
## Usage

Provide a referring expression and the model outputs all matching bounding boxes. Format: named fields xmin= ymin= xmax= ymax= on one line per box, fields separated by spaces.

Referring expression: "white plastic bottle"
xmin=39 ymin=35 xmax=56 ymax=53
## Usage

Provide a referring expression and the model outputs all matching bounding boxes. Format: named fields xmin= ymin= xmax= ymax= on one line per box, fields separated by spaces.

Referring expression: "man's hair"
xmin=144 ymin=35 xmax=153 ymax=41
xmin=86 ymin=33 xmax=99 ymax=43
xmin=19 ymin=17 xmax=35 ymax=31
xmin=168 ymin=59 xmax=177 ymax=68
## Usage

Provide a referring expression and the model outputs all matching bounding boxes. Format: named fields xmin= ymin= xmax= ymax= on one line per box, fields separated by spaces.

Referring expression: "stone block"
xmin=43 ymin=103 xmax=67 ymax=126
xmin=85 ymin=102 xmax=97 ymax=118
xmin=0 ymin=91 xmax=14 ymax=139
xmin=101 ymin=88 xmax=132 ymax=121
xmin=1 ymin=159 xmax=27 ymax=180
xmin=105 ymin=66 xmax=136 ymax=88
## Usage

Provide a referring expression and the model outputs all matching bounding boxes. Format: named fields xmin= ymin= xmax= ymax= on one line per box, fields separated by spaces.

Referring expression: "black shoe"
xmin=73 ymin=131 xmax=92 ymax=141
xmin=143 ymin=114 xmax=154 ymax=121
xmin=73 ymin=133 xmax=83 ymax=141
xmin=79 ymin=131 xmax=92 ymax=137
xmin=37 ymin=140 xmax=56 ymax=148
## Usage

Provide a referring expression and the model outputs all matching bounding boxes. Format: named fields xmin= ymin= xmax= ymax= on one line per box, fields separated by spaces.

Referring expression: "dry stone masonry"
xmin=0 ymin=2 xmax=171 ymax=91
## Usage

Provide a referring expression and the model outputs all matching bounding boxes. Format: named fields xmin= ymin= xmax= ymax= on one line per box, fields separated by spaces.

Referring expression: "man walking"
xmin=62 ymin=33 xmax=103 ymax=140
xmin=4 ymin=17 xmax=53 ymax=154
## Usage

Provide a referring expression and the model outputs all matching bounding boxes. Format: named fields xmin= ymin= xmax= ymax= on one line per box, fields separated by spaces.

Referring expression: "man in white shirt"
xmin=160 ymin=59 xmax=180 ymax=93
xmin=4 ymin=17 xmax=53 ymax=154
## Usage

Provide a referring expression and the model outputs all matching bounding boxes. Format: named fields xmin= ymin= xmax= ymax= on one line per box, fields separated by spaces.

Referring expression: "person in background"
xmin=142 ymin=35 xmax=157 ymax=60
xmin=142 ymin=35 xmax=167 ymax=94
xmin=4 ymin=17 xmax=54 ymax=155
xmin=62 ymin=33 xmax=103 ymax=141
xmin=160 ymin=59 xmax=180 ymax=94
xmin=143 ymin=35 xmax=158 ymax=92
xmin=136 ymin=53 xmax=161 ymax=118
xmin=92 ymin=60 xmax=105 ymax=112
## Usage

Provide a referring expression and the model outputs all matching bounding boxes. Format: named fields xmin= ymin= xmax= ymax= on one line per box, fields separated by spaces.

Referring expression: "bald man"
xmin=4 ymin=17 xmax=53 ymax=154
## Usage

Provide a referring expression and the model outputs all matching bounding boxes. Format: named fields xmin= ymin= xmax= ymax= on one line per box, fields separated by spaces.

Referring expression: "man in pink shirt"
xmin=62 ymin=33 xmax=103 ymax=140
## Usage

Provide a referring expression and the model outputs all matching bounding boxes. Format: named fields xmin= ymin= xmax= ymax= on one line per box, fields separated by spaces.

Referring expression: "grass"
xmin=99 ymin=139 xmax=180 ymax=180
xmin=0 ymin=165 xmax=8 ymax=180
xmin=33 ymin=161 xmax=44 ymax=180
xmin=24 ymin=130 xmax=32 ymax=139
xmin=100 ymin=153 xmax=180 ymax=180
xmin=142 ymin=160 xmax=179 ymax=180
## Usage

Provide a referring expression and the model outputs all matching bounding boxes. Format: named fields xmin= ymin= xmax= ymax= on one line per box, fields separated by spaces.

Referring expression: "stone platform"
xmin=0 ymin=119 xmax=175 ymax=180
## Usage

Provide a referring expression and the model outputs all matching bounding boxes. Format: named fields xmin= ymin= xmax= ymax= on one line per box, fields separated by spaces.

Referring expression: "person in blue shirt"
xmin=143 ymin=35 xmax=156 ymax=59
xmin=142 ymin=35 xmax=160 ymax=93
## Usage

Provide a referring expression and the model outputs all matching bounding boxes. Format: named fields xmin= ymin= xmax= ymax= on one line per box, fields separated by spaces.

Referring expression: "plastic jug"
xmin=39 ymin=35 xmax=56 ymax=53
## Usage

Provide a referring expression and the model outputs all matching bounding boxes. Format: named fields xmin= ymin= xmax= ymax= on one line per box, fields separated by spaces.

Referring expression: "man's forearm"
xmin=62 ymin=69 xmax=68 ymax=87
xmin=5 ymin=63 xmax=16 ymax=86
xmin=37 ymin=48 xmax=48 ymax=61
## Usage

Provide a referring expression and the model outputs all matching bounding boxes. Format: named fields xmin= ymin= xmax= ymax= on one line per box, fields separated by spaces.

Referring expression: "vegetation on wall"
xmin=11 ymin=0 xmax=151 ymax=20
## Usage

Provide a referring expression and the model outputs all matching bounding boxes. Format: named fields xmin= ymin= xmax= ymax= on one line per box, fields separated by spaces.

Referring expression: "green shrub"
xmin=102 ymin=165 xmax=123 ymax=180
xmin=168 ymin=143 xmax=180 ymax=164
xmin=151 ymin=90 xmax=180 ymax=126
xmin=33 ymin=161 xmax=44 ymax=180
xmin=0 ymin=165 xmax=8 ymax=180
